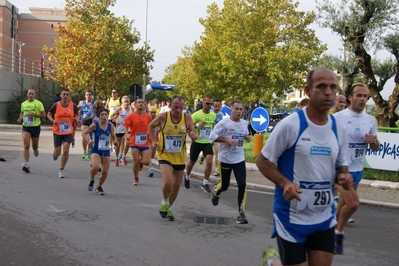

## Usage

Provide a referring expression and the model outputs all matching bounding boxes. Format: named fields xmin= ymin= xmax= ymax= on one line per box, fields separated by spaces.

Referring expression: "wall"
xmin=0 ymin=68 xmax=57 ymax=122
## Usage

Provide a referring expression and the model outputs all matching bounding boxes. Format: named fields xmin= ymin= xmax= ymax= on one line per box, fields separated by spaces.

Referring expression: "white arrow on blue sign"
xmin=250 ymin=107 xmax=269 ymax=132
xmin=220 ymin=106 xmax=231 ymax=119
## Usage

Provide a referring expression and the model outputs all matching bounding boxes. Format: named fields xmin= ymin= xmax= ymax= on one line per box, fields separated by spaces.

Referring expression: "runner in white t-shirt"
xmin=209 ymin=100 xmax=251 ymax=224
xmin=333 ymin=83 xmax=379 ymax=255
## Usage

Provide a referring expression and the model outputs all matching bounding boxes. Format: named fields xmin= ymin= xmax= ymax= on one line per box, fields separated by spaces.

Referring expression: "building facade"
xmin=0 ymin=0 xmax=65 ymax=73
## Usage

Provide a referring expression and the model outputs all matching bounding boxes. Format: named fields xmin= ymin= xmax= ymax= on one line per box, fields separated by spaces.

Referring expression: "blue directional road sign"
xmin=250 ymin=107 xmax=269 ymax=132
xmin=220 ymin=106 xmax=231 ymax=119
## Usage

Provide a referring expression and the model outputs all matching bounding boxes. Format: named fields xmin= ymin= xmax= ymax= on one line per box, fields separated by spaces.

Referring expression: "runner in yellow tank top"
xmin=148 ymin=95 xmax=197 ymax=221
xmin=105 ymin=89 xmax=121 ymax=152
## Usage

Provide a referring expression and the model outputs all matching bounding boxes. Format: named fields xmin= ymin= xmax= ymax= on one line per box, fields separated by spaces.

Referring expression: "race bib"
xmin=59 ymin=122 xmax=71 ymax=133
xmin=230 ymin=135 xmax=244 ymax=151
xmin=111 ymin=106 xmax=118 ymax=112
xmin=135 ymin=133 xmax=147 ymax=145
xmin=349 ymin=143 xmax=367 ymax=163
xmin=199 ymin=126 xmax=211 ymax=140
xmin=23 ymin=114 xmax=34 ymax=125
xmin=165 ymin=136 xmax=183 ymax=153
xmin=98 ymin=135 xmax=110 ymax=150
xmin=296 ymin=181 xmax=333 ymax=213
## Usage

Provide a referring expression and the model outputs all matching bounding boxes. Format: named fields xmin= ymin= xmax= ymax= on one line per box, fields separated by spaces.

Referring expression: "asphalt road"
xmin=0 ymin=129 xmax=398 ymax=265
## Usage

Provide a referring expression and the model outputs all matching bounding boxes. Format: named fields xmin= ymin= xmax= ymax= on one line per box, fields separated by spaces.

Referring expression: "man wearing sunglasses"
xmin=184 ymin=95 xmax=217 ymax=193
xmin=105 ymin=89 xmax=121 ymax=153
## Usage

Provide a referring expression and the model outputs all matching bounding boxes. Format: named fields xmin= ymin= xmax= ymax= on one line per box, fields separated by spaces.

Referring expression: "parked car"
xmin=267 ymin=112 xmax=289 ymax=132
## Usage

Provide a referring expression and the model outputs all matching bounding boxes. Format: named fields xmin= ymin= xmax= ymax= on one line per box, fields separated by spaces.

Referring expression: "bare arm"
xmin=82 ymin=123 xmax=96 ymax=144
xmin=256 ymin=152 xmax=302 ymax=201
xmin=77 ymin=100 xmax=83 ymax=109
xmin=148 ymin=113 xmax=166 ymax=143
xmin=17 ymin=111 xmax=23 ymax=123
xmin=22 ymin=110 xmax=45 ymax=120
xmin=185 ymin=114 xmax=198 ymax=141
xmin=111 ymin=124 xmax=118 ymax=146
xmin=111 ymin=107 xmax=122 ymax=122
xmin=47 ymin=111 xmax=55 ymax=124
xmin=38 ymin=110 xmax=46 ymax=119
xmin=335 ymin=166 xmax=353 ymax=190
xmin=365 ymin=133 xmax=379 ymax=151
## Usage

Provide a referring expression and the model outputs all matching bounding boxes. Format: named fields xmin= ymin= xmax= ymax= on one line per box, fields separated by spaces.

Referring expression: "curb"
xmin=245 ymin=162 xmax=399 ymax=191
xmin=150 ymin=159 xmax=399 ymax=209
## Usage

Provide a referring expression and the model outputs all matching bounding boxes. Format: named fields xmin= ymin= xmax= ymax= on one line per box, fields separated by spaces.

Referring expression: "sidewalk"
xmin=2 ymin=123 xmax=399 ymax=209
xmin=181 ymin=141 xmax=399 ymax=210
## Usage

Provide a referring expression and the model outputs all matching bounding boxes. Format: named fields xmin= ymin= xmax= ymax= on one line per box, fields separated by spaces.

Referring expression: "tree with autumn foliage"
xmin=165 ymin=0 xmax=326 ymax=105
xmin=163 ymin=46 xmax=200 ymax=105
xmin=44 ymin=0 xmax=154 ymax=98
xmin=317 ymin=0 xmax=399 ymax=127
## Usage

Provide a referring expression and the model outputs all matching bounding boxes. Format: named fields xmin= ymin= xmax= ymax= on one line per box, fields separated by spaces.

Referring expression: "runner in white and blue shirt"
xmin=261 ymin=107 xmax=349 ymax=240
xmin=78 ymin=90 xmax=94 ymax=159
xmin=256 ymin=68 xmax=353 ymax=266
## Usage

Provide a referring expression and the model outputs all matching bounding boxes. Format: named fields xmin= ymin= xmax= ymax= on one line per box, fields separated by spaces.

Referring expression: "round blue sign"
xmin=250 ymin=107 xmax=269 ymax=132
xmin=220 ymin=106 xmax=231 ymax=118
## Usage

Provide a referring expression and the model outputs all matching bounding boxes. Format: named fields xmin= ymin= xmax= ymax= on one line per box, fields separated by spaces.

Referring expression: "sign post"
xmin=250 ymin=107 xmax=269 ymax=155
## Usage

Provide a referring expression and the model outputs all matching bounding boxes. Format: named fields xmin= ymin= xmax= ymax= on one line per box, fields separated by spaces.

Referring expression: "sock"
xmin=185 ymin=174 xmax=190 ymax=180
xmin=335 ymin=229 xmax=344 ymax=235
xmin=203 ymin=179 xmax=209 ymax=185
xmin=267 ymin=257 xmax=278 ymax=266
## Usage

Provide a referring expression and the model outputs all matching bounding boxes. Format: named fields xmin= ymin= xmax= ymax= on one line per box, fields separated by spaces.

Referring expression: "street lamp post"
xmin=40 ymin=52 xmax=46 ymax=78
xmin=16 ymin=41 xmax=25 ymax=73
xmin=143 ymin=0 xmax=148 ymax=100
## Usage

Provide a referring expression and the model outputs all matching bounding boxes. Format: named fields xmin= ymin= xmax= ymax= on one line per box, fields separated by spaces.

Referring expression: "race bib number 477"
xmin=165 ymin=136 xmax=182 ymax=153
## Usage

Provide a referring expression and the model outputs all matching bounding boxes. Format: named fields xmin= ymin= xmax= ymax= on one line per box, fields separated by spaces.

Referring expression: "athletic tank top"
xmin=93 ymin=121 xmax=111 ymax=151
xmin=80 ymin=100 xmax=94 ymax=120
xmin=107 ymin=98 xmax=120 ymax=119
xmin=53 ymin=101 xmax=75 ymax=135
xmin=158 ymin=112 xmax=187 ymax=165
xmin=116 ymin=106 xmax=133 ymax=134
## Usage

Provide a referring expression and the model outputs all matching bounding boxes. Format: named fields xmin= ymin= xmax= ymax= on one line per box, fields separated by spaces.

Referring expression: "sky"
xmin=11 ymin=0 xmax=395 ymax=99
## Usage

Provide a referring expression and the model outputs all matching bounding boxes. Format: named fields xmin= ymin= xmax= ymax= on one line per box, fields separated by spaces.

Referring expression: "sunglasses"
xmin=205 ymin=102 xmax=213 ymax=105
xmin=150 ymin=112 xmax=156 ymax=114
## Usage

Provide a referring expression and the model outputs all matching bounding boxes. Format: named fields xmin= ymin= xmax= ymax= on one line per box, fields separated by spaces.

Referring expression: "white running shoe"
xmin=22 ymin=163 xmax=30 ymax=173
xmin=58 ymin=170 xmax=65 ymax=178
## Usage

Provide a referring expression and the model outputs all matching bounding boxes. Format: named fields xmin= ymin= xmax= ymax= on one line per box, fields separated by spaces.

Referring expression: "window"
xmin=51 ymin=24 xmax=54 ymax=28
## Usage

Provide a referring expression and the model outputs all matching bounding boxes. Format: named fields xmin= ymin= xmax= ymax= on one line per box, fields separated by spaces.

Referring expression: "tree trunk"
xmin=353 ymin=44 xmax=399 ymax=128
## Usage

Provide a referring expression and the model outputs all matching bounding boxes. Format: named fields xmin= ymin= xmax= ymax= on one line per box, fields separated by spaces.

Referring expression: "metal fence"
xmin=0 ymin=49 xmax=44 ymax=77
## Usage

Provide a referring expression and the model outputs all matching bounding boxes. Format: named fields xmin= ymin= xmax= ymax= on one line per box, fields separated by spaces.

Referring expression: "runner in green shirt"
xmin=184 ymin=95 xmax=216 ymax=192
xmin=17 ymin=89 xmax=46 ymax=173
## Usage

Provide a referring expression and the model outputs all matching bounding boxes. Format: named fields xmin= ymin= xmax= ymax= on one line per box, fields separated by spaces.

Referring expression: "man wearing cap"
xmin=105 ymin=89 xmax=120 ymax=152
xmin=160 ymin=98 xmax=172 ymax=113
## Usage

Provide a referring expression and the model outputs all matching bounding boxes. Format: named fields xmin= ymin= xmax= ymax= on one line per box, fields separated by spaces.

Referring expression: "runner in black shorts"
xmin=184 ymin=95 xmax=216 ymax=193
xmin=18 ymin=89 xmax=46 ymax=173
